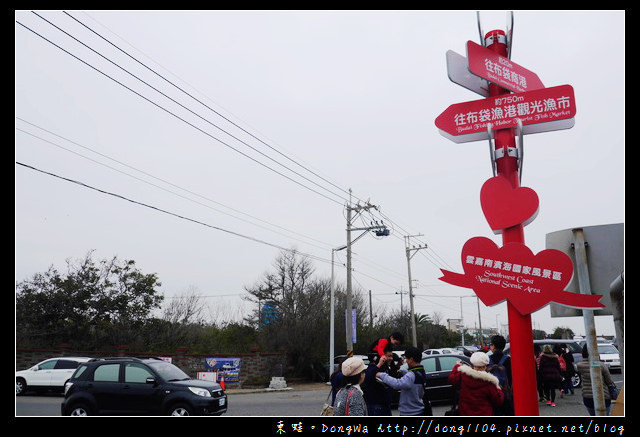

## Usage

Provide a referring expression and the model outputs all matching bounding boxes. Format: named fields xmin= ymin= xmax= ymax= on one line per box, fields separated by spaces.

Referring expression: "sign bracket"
xmin=487 ymin=123 xmax=496 ymax=176
xmin=516 ymin=119 xmax=524 ymax=183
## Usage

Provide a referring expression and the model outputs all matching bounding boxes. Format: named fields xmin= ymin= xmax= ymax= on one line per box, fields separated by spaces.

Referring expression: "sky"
xmin=15 ymin=10 xmax=624 ymax=346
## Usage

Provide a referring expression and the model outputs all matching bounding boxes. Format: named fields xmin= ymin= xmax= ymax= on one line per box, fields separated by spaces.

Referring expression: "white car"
xmin=423 ymin=348 xmax=462 ymax=355
xmin=597 ymin=344 xmax=621 ymax=373
xmin=16 ymin=356 xmax=92 ymax=395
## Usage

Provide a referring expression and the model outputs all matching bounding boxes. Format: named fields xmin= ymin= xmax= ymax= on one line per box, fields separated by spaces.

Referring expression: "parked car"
xmin=324 ymin=354 xmax=370 ymax=380
xmin=421 ymin=354 xmax=471 ymax=404
xmin=453 ymin=346 xmax=479 ymax=357
xmin=500 ymin=339 xmax=584 ymax=388
xmin=16 ymin=356 xmax=92 ymax=396
xmin=596 ymin=343 xmax=621 ymax=373
xmin=386 ymin=353 xmax=471 ymax=407
xmin=424 ymin=348 xmax=462 ymax=356
xmin=61 ymin=357 xmax=227 ymax=416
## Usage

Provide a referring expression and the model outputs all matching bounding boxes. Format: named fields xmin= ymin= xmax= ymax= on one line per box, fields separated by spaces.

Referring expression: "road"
xmin=16 ymin=377 xmax=622 ymax=417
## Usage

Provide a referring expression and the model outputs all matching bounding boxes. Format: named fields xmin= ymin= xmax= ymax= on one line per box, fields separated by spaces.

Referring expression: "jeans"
xmin=583 ymin=397 xmax=611 ymax=415
xmin=367 ymin=404 xmax=392 ymax=416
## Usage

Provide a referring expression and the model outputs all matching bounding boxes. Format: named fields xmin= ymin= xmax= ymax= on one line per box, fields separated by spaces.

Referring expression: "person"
xmin=552 ymin=344 xmax=567 ymax=397
xmin=375 ymin=346 xmax=427 ymax=416
xmin=362 ymin=346 xmax=398 ymax=415
xmin=448 ymin=351 xmax=504 ymax=416
xmin=488 ymin=335 xmax=513 ymax=415
xmin=333 ymin=356 xmax=368 ymax=416
xmin=538 ymin=344 xmax=563 ymax=407
xmin=329 ymin=354 xmax=349 ymax=406
xmin=534 ymin=344 xmax=545 ymax=402
xmin=369 ymin=332 xmax=404 ymax=363
xmin=576 ymin=344 xmax=615 ymax=415
xmin=559 ymin=343 xmax=576 ymax=396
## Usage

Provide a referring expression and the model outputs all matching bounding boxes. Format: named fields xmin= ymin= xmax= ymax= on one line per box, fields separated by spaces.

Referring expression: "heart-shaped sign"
xmin=480 ymin=176 xmax=539 ymax=234
xmin=439 ymin=237 xmax=604 ymax=315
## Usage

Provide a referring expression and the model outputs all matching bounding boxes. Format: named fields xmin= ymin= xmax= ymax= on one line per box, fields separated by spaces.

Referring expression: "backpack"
xmin=487 ymin=354 xmax=510 ymax=389
xmin=488 ymin=354 xmax=513 ymax=415
xmin=410 ymin=366 xmax=433 ymax=416
xmin=558 ymin=355 xmax=567 ymax=372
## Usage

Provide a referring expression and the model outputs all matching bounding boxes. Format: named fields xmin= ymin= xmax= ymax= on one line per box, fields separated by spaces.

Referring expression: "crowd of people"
xmin=328 ymin=333 xmax=619 ymax=417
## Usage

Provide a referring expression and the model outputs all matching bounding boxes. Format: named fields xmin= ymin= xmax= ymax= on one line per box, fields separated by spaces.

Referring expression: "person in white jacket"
xmin=376 ymin=347 xmax=427 ymax=416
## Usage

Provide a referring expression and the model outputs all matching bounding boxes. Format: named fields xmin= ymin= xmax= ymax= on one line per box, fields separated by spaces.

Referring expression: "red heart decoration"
xmin=439 ymin=237 xmax=604 ymax=315
xmin=480 ymin=176 xmax=539 ymax=234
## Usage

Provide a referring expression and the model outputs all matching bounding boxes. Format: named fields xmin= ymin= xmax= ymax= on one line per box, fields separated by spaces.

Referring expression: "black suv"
xmin=61 ymin=357 xmax=227 ymax=416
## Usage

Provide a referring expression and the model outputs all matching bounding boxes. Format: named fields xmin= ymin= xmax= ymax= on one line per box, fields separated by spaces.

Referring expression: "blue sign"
xmin=204 ymin=358 xmax=242 ymax=383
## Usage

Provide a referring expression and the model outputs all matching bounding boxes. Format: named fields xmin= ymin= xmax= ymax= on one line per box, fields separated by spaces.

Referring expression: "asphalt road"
xmin=16 ymin=378 xmax=622 ymax=417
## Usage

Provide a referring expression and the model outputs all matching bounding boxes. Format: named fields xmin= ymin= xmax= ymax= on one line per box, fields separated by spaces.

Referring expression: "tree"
xmin=16 ymin=251 xmax=163 ymax=349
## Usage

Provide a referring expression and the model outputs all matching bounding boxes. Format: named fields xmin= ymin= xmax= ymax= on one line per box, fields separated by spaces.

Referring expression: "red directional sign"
xmin=467 ymin=40 xmax=545 ymax=93
xmin=435 ymin=84 xmax=576 ymax=143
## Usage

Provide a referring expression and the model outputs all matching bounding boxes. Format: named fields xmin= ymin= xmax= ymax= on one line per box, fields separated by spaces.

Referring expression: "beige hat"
xmin=470 ymin=352 xmax=490 ymax=367
xmin=341 ymin=356 xmax=367 ymax=376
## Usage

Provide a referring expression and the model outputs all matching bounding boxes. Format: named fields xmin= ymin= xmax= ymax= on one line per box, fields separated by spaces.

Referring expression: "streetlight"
xmin=330 ymin=244 xmax=347 ymax=374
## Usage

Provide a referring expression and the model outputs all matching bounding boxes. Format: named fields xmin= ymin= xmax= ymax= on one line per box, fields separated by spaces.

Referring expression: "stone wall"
xmin=15 ymin=345 xmax=287 ymax=389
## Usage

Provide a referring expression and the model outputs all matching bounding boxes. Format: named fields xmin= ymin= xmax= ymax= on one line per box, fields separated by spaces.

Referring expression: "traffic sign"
xmin=466 ymin=40 xmax=545 ymax=93
xmin=446 ymin=49 xmax=490 ymax=97
xmin=435 ymin=84 xmax=576 ymax=143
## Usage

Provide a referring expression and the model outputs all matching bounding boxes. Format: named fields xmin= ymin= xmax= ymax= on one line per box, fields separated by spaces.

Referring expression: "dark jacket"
xmin=538 ymin=352 xmax=563 ymax=388
xmin=362 ymin=363 xmax=393 ymax=415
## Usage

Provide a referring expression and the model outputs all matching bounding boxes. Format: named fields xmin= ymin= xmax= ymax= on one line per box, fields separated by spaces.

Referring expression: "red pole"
xmin=485 ymin=29 xmax=539 ymax=416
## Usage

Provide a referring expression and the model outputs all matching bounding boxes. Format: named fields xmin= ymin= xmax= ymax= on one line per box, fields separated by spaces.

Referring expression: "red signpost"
xmin=483 ymin=29 xmax=539 ymax=416
xmin=435 ymin=25 xmax=601 ymax=416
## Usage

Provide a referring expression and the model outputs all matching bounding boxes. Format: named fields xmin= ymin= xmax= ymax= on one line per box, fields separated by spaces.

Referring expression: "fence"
xmin=16 ymin=344 xmax=288 ymax=389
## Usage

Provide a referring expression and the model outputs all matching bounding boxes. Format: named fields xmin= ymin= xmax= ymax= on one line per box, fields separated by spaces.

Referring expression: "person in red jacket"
xmin=369 ymin=332 xmax=404 ymax=362
xmin=448 ymin=352 xmax=504 ymax=416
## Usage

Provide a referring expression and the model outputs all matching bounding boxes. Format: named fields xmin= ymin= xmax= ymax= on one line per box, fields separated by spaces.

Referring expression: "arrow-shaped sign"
xmin=446 ymin=49 xmax=490 ymax=97
xmin=467 ymin=40 xmax=545 ymax=93
xmin=435 ymin=84 xmax=576 ymax=144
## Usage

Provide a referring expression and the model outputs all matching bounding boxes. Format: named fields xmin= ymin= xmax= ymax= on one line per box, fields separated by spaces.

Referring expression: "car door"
xmin=119 ymin=362 xmax=163 ymax=414
xmin=51 ymin=359 xmax=82 ymax=388
xmin=29 ymin=359 xmax=57 ymax=387
xmin=90 ymin=363 xmax=123 ymax=413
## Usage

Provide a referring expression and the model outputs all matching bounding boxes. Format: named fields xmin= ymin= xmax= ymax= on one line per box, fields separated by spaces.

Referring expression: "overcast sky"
xmin=15 ymin=10 xmax=624 ymax=344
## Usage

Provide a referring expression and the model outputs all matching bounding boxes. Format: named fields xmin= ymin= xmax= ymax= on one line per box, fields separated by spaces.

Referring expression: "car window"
xmin=439 ymin=356 xmax=461 ymax=371
xmin=39 ymin=360 xmax=57 ymax=370
xmin=124 ymin=363 xmax=154 ymax=383
xmin=421 ymin=358 xmax=437 ymax=372
xmin=54 ymin=359 xmax=81 ymax=370
xmin=93 ymin=363 xmax=120 ymax=382
xmin=72 ymin=365 xmax=88 ymax=379
xmin=598 ymin=345 xmax=618 ymax=354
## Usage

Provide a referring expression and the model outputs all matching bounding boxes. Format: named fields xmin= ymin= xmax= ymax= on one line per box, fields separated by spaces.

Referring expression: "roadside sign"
xmin=466 ymin=40 xmax=544 ymax=93
xmin=435 ymin=84 xmax=576 ymax=143
xmin=446 ymin=50 xmax=490 ymax=97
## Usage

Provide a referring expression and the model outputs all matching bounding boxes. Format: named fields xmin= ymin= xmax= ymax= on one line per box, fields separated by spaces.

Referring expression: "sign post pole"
xmin=484 ymin=29 xmax=539 ymax=416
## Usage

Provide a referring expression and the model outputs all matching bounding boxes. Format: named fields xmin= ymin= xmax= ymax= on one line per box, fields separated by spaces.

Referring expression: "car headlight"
xmin=64 ymin=381 xmax=73 ymax=395
xmin=189 ymin=387 xmax=212 ymax=397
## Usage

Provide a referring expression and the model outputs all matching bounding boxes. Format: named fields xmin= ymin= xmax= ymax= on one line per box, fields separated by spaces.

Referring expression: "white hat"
xmin=470 ymin=352 xmax=490 ymax=366
xmin=341 ymin=356 xmax=367 ymax=376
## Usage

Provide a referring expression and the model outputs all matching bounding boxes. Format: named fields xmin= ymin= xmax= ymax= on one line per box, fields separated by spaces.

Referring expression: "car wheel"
xmin=168 ymin=403 xmax=194 ymax=416
xmin=571 ymin=373 xmax=581 ymax=388
xmin=67 ymin=404 xmax=92 ymax=416
xmin=16 ymin=378 xmax=27 ymax=396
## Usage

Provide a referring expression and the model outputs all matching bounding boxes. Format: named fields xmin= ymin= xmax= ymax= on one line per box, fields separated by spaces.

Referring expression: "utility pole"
xmin=345 ymin=191 xmax=388 ymax=354
xmin=405 ymin=235 xmax=428 ymax=347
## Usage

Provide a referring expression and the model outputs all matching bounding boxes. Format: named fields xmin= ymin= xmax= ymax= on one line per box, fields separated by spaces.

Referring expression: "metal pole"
xmin=485 ymin=28 xmax=538 ymax=416
xmin=573 ymin=228 xmax=606 ymax=416
xmin=345 ymin=194 xmax=353 ymax=354
xmin=406 ymin=248 xmax=417 ymax=347
xmin=330 ymin=248 xmax=336 ymax=373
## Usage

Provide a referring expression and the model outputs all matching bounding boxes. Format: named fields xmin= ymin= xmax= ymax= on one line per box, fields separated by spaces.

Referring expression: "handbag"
xmin=320 ymin=390 xmax=334 ymax=416
xmin=608 ymin=384 xmax=619 ymax=401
